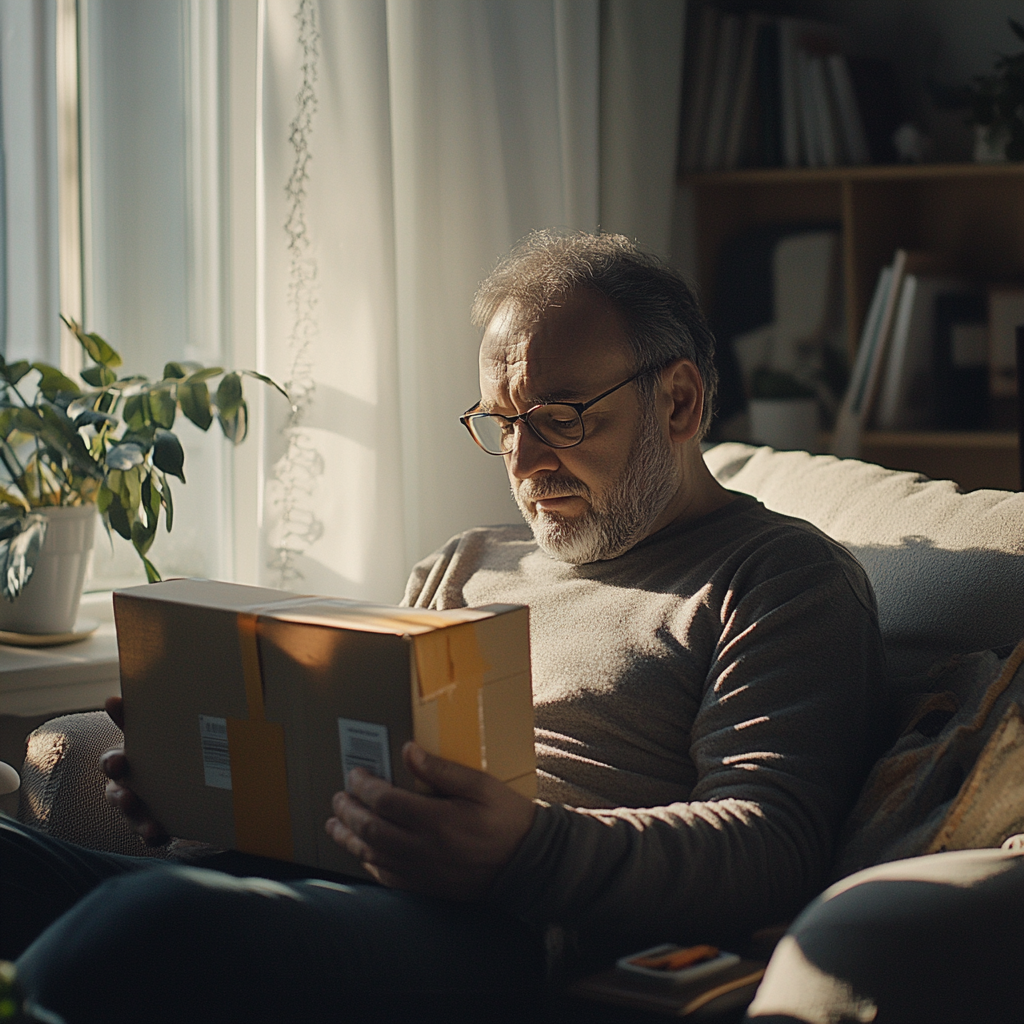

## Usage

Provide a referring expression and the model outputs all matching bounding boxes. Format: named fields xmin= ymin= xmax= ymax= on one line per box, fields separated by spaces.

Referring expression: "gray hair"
xmin=472 ymin=230 xmax=718 ymax=438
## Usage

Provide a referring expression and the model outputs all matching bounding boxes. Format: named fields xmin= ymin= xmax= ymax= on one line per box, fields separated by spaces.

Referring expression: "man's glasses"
xmin=460 ymin=368 xmax=654 ymax=456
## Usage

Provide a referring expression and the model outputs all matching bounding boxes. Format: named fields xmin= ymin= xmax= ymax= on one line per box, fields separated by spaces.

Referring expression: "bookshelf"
xmin=682 ymin=161 xmax=1024 ymax=490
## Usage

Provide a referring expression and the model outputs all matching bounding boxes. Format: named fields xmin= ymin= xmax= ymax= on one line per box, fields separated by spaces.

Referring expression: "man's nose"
xmin=506 ymin=421 xmax=560 ymax=478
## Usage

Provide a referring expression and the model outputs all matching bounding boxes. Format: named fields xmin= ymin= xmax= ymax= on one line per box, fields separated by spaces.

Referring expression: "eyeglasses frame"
xmin=460 ymin=366 xmax=657 ymax=456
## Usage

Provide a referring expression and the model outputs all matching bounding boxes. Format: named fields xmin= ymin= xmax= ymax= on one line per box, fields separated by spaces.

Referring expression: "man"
xmin=2 ymin=232 xmax=885 ymax=1022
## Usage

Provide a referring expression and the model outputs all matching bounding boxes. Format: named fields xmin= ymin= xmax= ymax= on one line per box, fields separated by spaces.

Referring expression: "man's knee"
xmin=18 ymin=866 xmax=331 ymax=1023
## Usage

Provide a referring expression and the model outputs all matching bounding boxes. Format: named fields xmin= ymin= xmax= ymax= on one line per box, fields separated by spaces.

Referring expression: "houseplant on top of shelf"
xmin=969 ymin=18 xmax=1024 ymax=162
xmin=0 ymin=316 xmax=288 ymax=636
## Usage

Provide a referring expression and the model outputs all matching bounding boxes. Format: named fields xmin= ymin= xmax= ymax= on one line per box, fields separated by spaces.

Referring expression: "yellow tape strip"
xmin=226 ymin=612 xmax=294 ymax=861
xmin=414 ymin=623 xmax=490 ymax=771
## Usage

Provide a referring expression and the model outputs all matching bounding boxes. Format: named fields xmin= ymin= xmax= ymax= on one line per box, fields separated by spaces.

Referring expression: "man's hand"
xmin=325 ymin=742 xmax=536 ymax=900
xmin=100 ymin=695 xmax=170 ymax=847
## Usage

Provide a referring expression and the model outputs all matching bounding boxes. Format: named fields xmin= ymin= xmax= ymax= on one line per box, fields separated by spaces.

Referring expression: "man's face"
xmin=478 ymin=290 xmax=680 ymax=563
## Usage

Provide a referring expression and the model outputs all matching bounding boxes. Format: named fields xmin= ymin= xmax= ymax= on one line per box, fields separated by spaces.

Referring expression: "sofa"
xmin=12 ymin=442 xmax=1024 ymax=1017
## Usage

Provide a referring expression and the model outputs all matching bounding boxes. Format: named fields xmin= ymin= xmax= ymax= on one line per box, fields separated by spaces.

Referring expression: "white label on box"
xmin=199 ymin=715 xmax=232 ymax=790
xmin=338 ymin=719 xmax=392 ymax=785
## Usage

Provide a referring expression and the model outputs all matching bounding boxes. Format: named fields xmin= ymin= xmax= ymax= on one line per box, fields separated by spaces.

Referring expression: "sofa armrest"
xmin=17 ymin=712 xmax=173 ymax=859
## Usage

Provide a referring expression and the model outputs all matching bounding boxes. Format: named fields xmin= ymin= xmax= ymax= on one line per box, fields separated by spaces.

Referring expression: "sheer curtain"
xmin=62 ymin=0 xmax=683 ymax=600
xmin=252 ymin=0 xmax=685 ymax=603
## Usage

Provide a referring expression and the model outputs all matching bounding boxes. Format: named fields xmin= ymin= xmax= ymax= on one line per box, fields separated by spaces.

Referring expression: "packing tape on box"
xmin=225 ymin=612 xmax=295 ymax=861
xmin=413 ymin=623 xmax=491 ymax=770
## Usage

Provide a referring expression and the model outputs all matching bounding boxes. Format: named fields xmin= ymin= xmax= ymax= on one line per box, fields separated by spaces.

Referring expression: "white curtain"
xmin=255 ymin=0 xmax=685 ymax=603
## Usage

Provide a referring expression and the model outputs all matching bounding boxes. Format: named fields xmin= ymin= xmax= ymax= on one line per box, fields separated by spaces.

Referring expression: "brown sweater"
xmin=403 ymin=494 xmax=887 ymax=948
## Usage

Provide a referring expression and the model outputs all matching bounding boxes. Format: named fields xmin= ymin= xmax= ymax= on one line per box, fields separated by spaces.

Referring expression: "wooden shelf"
xmin=683 ymin=161 xmax=1024 ymax=186
xmin=683 ymin=162 xmax=1023 ymax=490
xmin=860 ymin=431 xmax=1019 ymax=491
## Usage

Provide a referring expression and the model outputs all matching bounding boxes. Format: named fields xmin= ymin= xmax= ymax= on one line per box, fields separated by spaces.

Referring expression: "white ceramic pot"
xmin=0 ymin=504 xmax=97 ymax=634
xmin=974 ymin=124 xmax=1010 ymax=163
xmin=748 ymin=397 xmax=818 ymax=453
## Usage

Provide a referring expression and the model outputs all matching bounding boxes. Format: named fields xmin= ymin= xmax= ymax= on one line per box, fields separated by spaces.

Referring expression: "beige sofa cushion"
xmin=704 ymin=444 xmax=1024 ymax=675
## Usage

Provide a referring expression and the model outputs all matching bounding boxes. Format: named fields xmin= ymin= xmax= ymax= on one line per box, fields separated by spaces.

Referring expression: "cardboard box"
xmin=114 ymin=579 xmax=535 ymax=875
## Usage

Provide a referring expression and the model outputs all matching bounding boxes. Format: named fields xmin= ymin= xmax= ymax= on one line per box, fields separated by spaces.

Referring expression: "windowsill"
xmin=0 ymin=591 xmax=120 ymax=717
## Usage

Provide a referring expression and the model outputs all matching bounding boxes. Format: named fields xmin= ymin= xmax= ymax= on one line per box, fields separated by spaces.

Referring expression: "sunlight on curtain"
xmin=258 ymin=0 xmax=606 ymax=602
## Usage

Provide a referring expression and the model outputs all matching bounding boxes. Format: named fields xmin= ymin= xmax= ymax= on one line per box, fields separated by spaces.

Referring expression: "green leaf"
xmin=0 ymin=513 xmax=47 ymax=601
xmin=106 ymin=443 xmax=145 ymax=472
xmin=106 ymin=494 xmax=132 ymax=540
xmin=149 ymin=388 xmax=176 ymax=429
xmin=0 ymin=360 xmax=32 ymax=386
xmin=97 ymin=483 xmax=114 ymax=514
xmin=241 ymin=369 xmax=291 ymax=403
xmin=32 ymin=364 xmax=82 ymax=400
xmin=74 ymin=410 xmax=119 ymax=430
xmin=160 ymin=473 xmax=174 ymax=531
xmin=123 ymin=466 xmax=142 ymax=514
xmin=122 ymin=394 xmax=149 ymax=432
xmin=178 ymin=381 xmax=213 ymax=431
xmin=81 ymin=365 xmax=117 ymax=387
xmin=131 ymin=517 xmax=157 ymax=556
xmin=81 ymin=332 xmax=123 ymax=369
xmin=215 ymin=372 xmax=243 ymax=417
xmin=163 ymin=362 xmax=189 ymax=380
xmin=143 ymin=555 xmax=161 ymax=583
xmin=184 ymin=366 xmax=224 ymax=385
xmin=152 ymin=430 xmax=185 ymax=482
xmin=217 ymin=401 xmax=248 ymax=444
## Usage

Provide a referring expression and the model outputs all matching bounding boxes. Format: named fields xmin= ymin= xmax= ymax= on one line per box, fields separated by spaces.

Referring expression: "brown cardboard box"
xmin=114 ymin=578 xmax=535 ymax=875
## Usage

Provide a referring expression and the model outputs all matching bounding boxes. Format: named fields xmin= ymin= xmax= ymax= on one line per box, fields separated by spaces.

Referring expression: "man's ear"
xmin=661 ymin=359 xmax=704 ymax=443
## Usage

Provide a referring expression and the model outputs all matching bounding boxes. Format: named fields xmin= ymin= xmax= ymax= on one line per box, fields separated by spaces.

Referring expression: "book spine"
xmin=778 ymin=19 xmax=802 ymax=168
xmin=703 ymin=14 xmax=742 ymax=171
xmin=874 ymin=275 xmax=917 ymax=428
xmin=681 ymin=6 xmax=720 ymax=173
xmin=809 ymin=55 xmax=838 ymax=167
xmin=833 ymin=264 xmax=893 ymax=457
xmin=795 ymin=47 xmax=820 ymax=167
xmin=825 ymin=52 xmax=870 ymax=165
xmin=755 ymin=20 xmax=782 ymax=167
xmin=724 ymin=14 xmax=761 ymax=170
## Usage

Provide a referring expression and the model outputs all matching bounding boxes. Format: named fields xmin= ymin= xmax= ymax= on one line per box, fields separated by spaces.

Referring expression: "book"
xmin=568 ymin=958 xmax=766 ymax=1019
xmin=833 ymin=262 xmax=896 ymax=457
xmin=778 ymin=18 xmax=803 ymax=167
xmin=808 ymin=53 xmax=839 ymax=167
xmin=755 ymin=20 xmax=782 ymax=167
xmin=988 ymin=286 xmax=1024 ymax=399
xmin=875 ymin=275 xmax=972 ymax=430
xmin=702 ymin=14 xmax=742 ymax=170
xmin=795 ymin=47 xmax=821 ymax=167
xmin=680 ymin=6 xmax=720 ymax=173
xmin=724 ymin=13 xmax=762 ymax=170
xmin=825 ymin=52 xmax=870 ymax=165
xmin=934 ymin=292 xmax=988 ymax=430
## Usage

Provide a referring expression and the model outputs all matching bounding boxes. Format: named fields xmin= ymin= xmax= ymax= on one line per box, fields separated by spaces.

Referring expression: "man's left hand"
xmin=325 ymin=742 xmax=536 ymax=900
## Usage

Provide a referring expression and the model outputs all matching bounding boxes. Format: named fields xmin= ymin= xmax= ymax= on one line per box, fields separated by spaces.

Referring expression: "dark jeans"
xmin=1 ymin=815 xmax=546 ymax=1024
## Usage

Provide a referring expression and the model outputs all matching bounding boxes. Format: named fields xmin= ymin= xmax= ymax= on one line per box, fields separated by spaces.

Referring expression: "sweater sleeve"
xmin=486 ymin=536 xmax=888 ymax=949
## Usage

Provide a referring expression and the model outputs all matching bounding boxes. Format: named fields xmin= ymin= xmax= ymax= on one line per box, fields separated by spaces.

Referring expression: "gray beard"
xmin=513 ymin=403 xmax=680 ymax=564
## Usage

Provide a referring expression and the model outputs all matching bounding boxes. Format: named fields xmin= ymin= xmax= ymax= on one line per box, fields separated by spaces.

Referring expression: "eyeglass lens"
xmin=470 ymin=404 xmax=584 ymax=454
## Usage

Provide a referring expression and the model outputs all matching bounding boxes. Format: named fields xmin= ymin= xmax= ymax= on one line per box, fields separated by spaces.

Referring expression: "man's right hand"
xmin=100 ymin=695 xmax=170 ymax=846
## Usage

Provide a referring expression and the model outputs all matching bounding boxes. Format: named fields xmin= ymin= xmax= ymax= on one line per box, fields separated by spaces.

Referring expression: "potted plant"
xmin=0 ymin=316 xmax=287 ymax=635
xmin=968 ymin=18 xmax=1024 ymax=162
xmin=747 ymin=367 xmax=819 ymax=452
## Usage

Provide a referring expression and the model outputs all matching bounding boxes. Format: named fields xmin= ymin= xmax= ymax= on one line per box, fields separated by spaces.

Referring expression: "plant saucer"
xmin=0 ymin=619 xmax=99 ymax=648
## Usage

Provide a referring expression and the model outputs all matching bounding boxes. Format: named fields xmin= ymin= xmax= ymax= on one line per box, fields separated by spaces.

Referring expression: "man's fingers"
xmin=402 ymin=742 xmax=490 ymax=801
xmin=100 ymin=748 xmax=127 ymax=781
xmin=332 ymin=790 xmax=421 ymax=857
xmin=105 ymin=695 xmax=124 ymax=730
